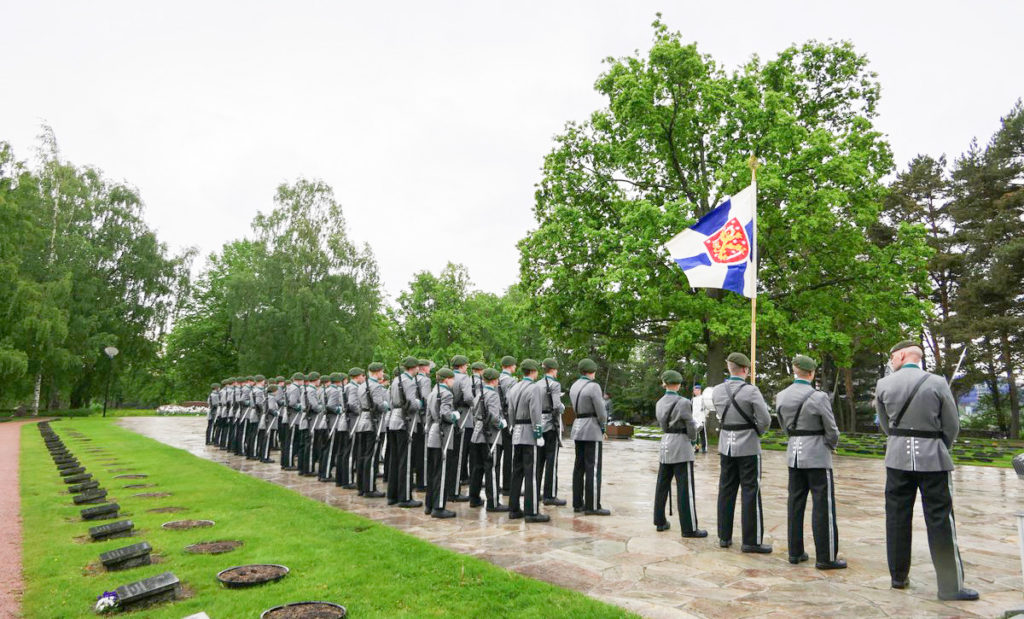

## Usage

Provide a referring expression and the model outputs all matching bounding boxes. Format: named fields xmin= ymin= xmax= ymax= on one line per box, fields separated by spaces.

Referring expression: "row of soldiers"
xmin=205 ymin=356 xmax=611 ymax=522
xmin=652 ymin=343 xmax=976 ymax=602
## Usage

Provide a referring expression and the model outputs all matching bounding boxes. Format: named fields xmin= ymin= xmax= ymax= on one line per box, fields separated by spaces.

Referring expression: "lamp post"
xmin=102 ymin=346 xmax=119 ymax=418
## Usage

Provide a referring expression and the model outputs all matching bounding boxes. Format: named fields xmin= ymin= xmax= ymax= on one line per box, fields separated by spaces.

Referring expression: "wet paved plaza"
xmin=121 ymin=417 xmax=1024 ymax=617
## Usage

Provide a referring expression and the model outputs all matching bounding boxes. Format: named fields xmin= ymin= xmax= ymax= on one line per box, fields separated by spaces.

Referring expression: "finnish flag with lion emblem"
xmin=664 ymin=184 xmax=757 ymax=299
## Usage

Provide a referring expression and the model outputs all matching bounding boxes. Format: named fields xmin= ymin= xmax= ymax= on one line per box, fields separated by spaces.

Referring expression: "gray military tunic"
xmin=325 ymin=384 xmax=344 ymax=431
xmin=286 ymin=384 xmax=305 ymax=429
xmin=241 ymin=385 xmax=256 ymax=423
xmin=207 ymin=390 xmax=219 ymax=419
xmin=569 ymin=378 xmax=606 ymax=442
xmin=511 ymin=378 xmax=543 ymax=446
xmin=301 ymin=384 xmax=323 ymax=431
xmin=876 ymin=363 xmax=959 ymax=472
xmin=538 ymin=375 xmax=565 ymax=433
xmin=712 ymin=377 xmax=770 ymax=457
xmin=427 ymin=385 xmax=458 ymax=449
xmin=775 ymin=379 xmax=840 ymax=469
xmin=254 ymin=386 xmax=269 ymax=430
xmin=655 ymin=391 xmax=697 ymax=463
xmin=453 ymin=371 xmax=474 ymax=430
xmin=343 ymin=382 xmax=362 ymax=432
xmin=417 ymin=374 xmax=432 ymax=435
xmin=471 ymin=387 xmax=502 ymax=444
xmin=355 ymin=379 xmax=388 ymax=433
xmin=389 ymin=372 xmax=422 ymax=432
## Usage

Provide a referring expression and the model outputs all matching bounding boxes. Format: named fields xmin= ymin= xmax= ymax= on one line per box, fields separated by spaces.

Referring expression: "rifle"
xmin=544 ymin=376 xmax=564 ymax=448
xmin=948 ymin=346 xmax=968 ymax=387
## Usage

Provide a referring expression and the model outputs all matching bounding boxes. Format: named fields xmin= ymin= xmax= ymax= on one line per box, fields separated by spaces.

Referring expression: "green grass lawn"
xmin=21 ymin=418 xmax=631 ymax=618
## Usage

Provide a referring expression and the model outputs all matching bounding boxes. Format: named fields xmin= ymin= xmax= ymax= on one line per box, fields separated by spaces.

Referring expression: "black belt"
xmin=664 ymin=429 xmax=688 ymax=435
xmin=788 ymin=429 xmax=825 ymax=436
xmin=515 ymin=419 xmax=532 ymax=425
xmin=890 ymin=428 xmax=943 ymax=439
xmin=575 ymin=412 xmax=596 ymax=419
xmin=721 ymin=423 xmax=755 ymax=431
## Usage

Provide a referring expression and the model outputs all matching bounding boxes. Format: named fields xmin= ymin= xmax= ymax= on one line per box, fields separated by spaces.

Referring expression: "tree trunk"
xmin=1002 ymin=333 xmax=1021 ymax=439
xmin=843 ymin=367 xmax=856 ymax=432
xmin=32 ymin=373 xmax=42 ymax=416
xmin=706 ymin=338 xmax=725 ymax=386
xmin=984 ymin=337 xmax=1006 ymax=431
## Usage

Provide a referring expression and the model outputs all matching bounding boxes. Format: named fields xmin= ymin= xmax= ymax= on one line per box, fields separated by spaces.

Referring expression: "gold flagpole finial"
xmin=748 ymin=155 xmax=759 ymax=183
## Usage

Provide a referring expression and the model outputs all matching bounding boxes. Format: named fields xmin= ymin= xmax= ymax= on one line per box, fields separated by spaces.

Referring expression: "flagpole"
xmin=748 ymin=156 xmax=758 ymax=385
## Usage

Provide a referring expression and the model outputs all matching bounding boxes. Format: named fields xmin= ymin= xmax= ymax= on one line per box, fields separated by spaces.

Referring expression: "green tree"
xmin=517 ymin=18 xmax=931 ymax=427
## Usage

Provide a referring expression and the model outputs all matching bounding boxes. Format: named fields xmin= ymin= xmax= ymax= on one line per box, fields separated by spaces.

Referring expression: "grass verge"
xmin=21 ymin=418 xmax=631 ymax=618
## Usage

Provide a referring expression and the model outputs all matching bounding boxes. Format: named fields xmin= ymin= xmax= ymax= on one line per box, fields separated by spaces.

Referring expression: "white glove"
xmin=499 ymin=418 xmax=508 ymax=430
xmin=450 ymin=411 xmax=461 ymax=424
xmin=537 ymin=436 xmax=545 ymax=447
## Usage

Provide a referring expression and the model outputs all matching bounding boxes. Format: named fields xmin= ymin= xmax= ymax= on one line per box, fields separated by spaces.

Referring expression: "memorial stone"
xmin=114 ymin=572 xmax=180 ymax=610
xmin=68 ymin=481 xmax=100 ymax=493
xmin=99 ymin=542 xmax=152 ymax=571
xmin=81 ymin=503 xmax=120 ymax=521
xmin=64 ymin=473 xmax=92 ymax=484
xmin=60 ymin=467 xmax=85 ymax=477
xmin=89 ymin=519 xmax=134 ymax=541
xmin=57 ymin=461 xmax=80 ymax=471
xmin=73 ymin=489 xmax=108 ymax=505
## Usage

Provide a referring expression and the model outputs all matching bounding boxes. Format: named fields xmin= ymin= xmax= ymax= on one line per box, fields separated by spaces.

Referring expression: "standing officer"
xmin=319 ymin=373 xmax=343 ymax=481
xmin=335 ymin=368 xmax=363 ymax=488
xmin=714 ymin=352 xmax=772 ymax=553
xmin=469 ymin=368 xmax=509 ymax=511
xmin=260 ymin=383 xmax=280 ymax=463
xmin=537 ymin=358 xmax=566 ymax=506
xmin=388 ymin=357 xmax=423 ymax=508
xmin=450 ymin=355 xmax=474 ymax=500
xmin=877 ymin=341 xmax=976 ymax=601
xmin=298 ymin=372 xmax=322 ymax=476
xmin=497 ymin=356 xmax=518 ymax=496
xmin=654 ymin=370 xmax=707 ymax=537
xmin=776 ymin=355 xmax=845 ymax=569
xmin=206 ymin=383 xmax=220 ymax=444
xmin=509 ymin=359 xmax=548 ymax=522
xmin=413 ymin=359 xmax=432 ymax=491
xmin=249 ymin=375 xmax=267 ymax=460
xmin=283 ymin=373 xmax=305 ymax=470
xmin=426 ymin=368 xmax=459 ymax=518
xmin=355 ymin=363 xmax=388 ymax=498
xmin=569 ymin=359 xmax=610 ymax=516
xmin=692 ymin=384 xmax=708 ymax=454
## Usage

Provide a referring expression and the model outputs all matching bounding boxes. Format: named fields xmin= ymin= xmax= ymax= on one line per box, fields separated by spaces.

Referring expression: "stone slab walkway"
xmin=121 ymin=417 xmax=1024 ymax=618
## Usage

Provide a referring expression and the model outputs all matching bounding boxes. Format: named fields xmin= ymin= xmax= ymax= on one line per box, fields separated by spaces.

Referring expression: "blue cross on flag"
xmin=664 ymin=184 xmax=757 ymax=298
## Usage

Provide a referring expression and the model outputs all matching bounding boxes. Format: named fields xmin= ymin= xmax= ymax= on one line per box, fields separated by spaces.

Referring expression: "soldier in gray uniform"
xmin=775 ymin=355 xmax=845 ymax=569
xmin=250 ymin=375 xmax=268 ymax=460
xmin=537 ymin=358 xmax=566 ymax=506
xmin=714 ymin=352 xmax=772 ymax=553
xmin=497 ymin=356 xmax=518 ymax=495
xmin=654 ymin=370 xmax=707 ymax=537
xmin=569 ymin=358 xmax=610 ymax=516
xmin=355 ymin=363 xmax=388 ymax=497
xmin=450 ymin=355 xmax=474 ymax=501
xmin=283 ymin=373 xmax=305 ymax=470
xmin=332 ymin=369 xmax=360 ymax=488
xmin=388 ymin=357 xmax=423 ymax=508
xmin=319 ymin=373 xmax=342 ymax=481
xmin=413 ymin=359 xmax=433 ymax=491
xmin=206 ymin=383 xmax=220 ymax=445
xmin=426 ymin=368 xmax=460 ymax=518
xmin=876 ymin=340 xmax=976 ymax=601
xmin=237 ymin=376 xmax=254 ymax=457
xmin=299 ymin=372 xmax=324 ymax=476
xmin=213 ymin=379 xmax=229 ymax=447
xmin=260 ymin=383 xmax=280 ymax=462
xmin=509 ymin=359 xmax=549 ymax=522
xmin=469 ymin=368 xmax=509 ymax=511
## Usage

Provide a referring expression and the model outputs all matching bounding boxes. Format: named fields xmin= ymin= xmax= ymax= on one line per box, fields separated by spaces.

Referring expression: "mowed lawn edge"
xmin=20 ymin=418 xmax=633 ymax=618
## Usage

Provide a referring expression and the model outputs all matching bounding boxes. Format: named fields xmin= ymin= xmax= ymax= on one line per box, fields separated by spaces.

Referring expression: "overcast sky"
xmin=2 ymin=1 xmax=1021 ymax=300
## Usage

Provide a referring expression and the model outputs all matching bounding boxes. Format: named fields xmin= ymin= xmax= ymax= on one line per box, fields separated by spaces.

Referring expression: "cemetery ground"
xmin=19 ymin=418 xmax=626 ymax=618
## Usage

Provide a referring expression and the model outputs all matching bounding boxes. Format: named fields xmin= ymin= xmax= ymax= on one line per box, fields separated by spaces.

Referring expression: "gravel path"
xmin=0 ymin=419 xmax=39 ymax=619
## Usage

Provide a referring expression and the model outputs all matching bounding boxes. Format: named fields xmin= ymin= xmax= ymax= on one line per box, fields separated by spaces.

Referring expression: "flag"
xmin=664 ymin=183 xmax=757 ymax=298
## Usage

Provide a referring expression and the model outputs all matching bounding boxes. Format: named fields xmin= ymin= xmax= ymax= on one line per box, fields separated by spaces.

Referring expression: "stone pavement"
xmin=121 ymin=417 xmax=1024 ymax=618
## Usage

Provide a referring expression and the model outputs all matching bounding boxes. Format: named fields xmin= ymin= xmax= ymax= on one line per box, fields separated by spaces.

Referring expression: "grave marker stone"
xmin=60 ymin=467 xmax=85 ymax=477
xmin=73 ymin=489 xmax=108 ymax=505
xmin=89 ymin=519 xmax=134 ymax=541
xmin=81 ymin=503 xmax=120 ymax=521
xmin=99 ymin=542 xmax=152 ymax=571
xmin=114 ymin=572 xmax=180 ymax=610
xmin=69 ymin=481 xmax=100 ymax=493
xmin=64 ymin=473 xmax=92 ymax=484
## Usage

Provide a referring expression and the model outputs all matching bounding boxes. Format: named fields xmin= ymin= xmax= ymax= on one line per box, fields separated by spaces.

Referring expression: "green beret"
xmin=793 ymin=355 xmax=817 ymax=372
xmin=661 ymin=370 xmax=683 ymax=385
xmin=542 ymin=358 xmax=558 ymax=370
xmin=285 ymin=380 xmax=292 ymax=385
xmin=291 ymin=372 xmax=304 ymax=381
xmin=275 ymin=376 xmax=285 ymax=383
xmin=482 ymin=368 xmax=500 ymax=381
xmin=349 ymin=367 xmax=365 ymax=377
xmin=727 ymin=352 xmax=751 ymax=368
xmin=437 ymin=367 xmax=455 ymax=379
xmin=244 ymin=375 xmax=255 ymax=382
xmin=450 ymin=355 xmax=469 ymax=367
xmin=367 ymin=362 xmax=384 ymax=373
xmin=418 ymin=359 xmax=431 ymax=367
xmin=578 ymin=358 xmax=598 ymax=374
xmin=889 ymin=340 xmax=920 ymax=355
xmin=307 ymin=371 xmax=321 ymax=381
xmin=211 ymin=383 xmax=220 ymax=389
xmin=392 ymin=367 xmax=401 ymax=378
xmin=221 ymin=379 xmax=231 ymax=385
xmin=521 ymin=359 xmax=539 ymax=372
xmin=471 ymin=361 xmax=486 ymax=371
xmin=326 ymin=372 xmax=339 ymax=382
xmin=500 ymin=355 xmax=517 ymax=367
xmin=254 ymin=374 xmax=266 ymax=382
xmin=268 ymin=385 xmax=278 ymax=392
xmin=402 ymin=356 xmax=419 ymax=369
